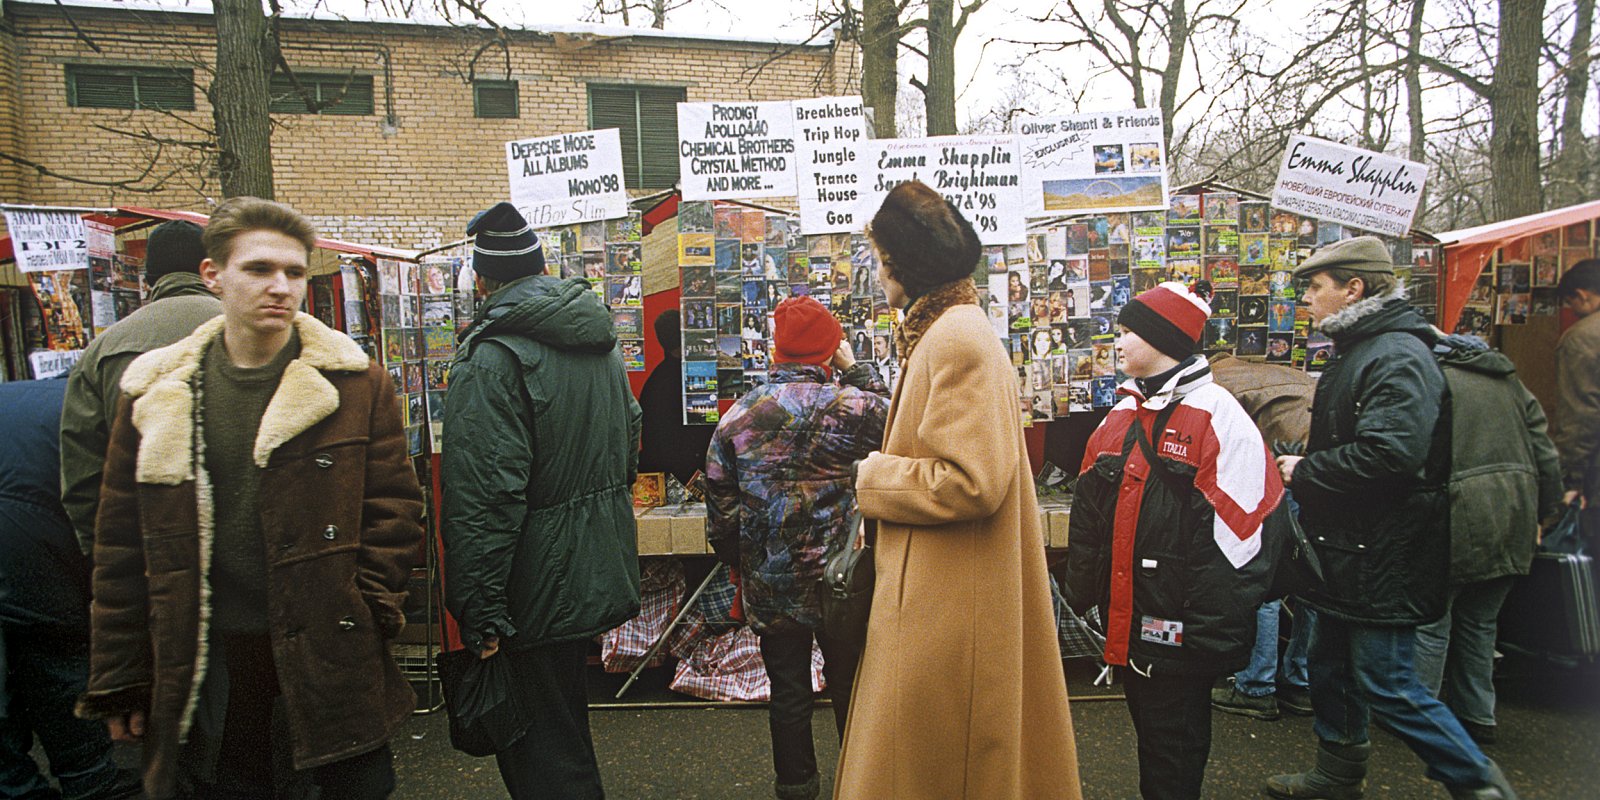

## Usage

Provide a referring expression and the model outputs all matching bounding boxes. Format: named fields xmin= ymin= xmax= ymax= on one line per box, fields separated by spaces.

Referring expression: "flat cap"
xmin=1291 ymin=235 xmax=1395 ymax=280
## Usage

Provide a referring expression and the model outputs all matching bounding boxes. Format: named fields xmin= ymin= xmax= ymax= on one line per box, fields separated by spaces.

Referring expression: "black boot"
xmin=775 ymin=773 xmax=820 ymax=800
xmin=1447 ymin=760 xmax=1518 ymax=800
xmin=1265 ymin=741 xmax=1370 ymax=800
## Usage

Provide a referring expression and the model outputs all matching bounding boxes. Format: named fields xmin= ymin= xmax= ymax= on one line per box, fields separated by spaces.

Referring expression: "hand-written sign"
xmin=1271 ymin=135 xmax=1428 ymax=237
xmin=3 ymin=209 xmax=89 ymax=272
xmin=505 ymin=128 xmax=628 ymax=227
xmin=792 ymin=96 xmax=869 ymax=235
xmin=853 ymin=135 xmax=1025 ymax=245
xmin=29 ymin=348 xmax=82 ymax=379
xmin=1018 ymin=109 xmax=1168 ymax=217
xmin=677 ymin=101 xmax=798 ymax=200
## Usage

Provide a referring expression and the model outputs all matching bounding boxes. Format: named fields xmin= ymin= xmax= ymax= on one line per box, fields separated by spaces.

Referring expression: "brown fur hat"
xmin=869 ymin=181 xmax=981 ymax=300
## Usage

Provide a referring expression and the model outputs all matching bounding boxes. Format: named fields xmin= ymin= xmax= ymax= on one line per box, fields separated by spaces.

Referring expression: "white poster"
xmin=29 ymin=348 xmax=83 ymax=379
xmin=853 ymin=136 xmax=1025 ymax=245
xmin=3 ymin=209 xmax=89 ymax=272
xmin=1018 ymin=109 xmax=1168 ymax=217
xmin=505 ymin=128 xmax=629 ymax=228
xmin=85 ymin=219 xmax=116 ymax=258
xmin=677 ymin=101 xmax=798 ymax=200
xmin=1271 ymin=135 xmax=1428 ymax=237
xmin=792 ymin=96 xmax=870 ymax=235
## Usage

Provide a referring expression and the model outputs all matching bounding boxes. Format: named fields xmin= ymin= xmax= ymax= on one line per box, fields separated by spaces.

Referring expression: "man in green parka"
xmin=60 ymin=220 xmax=221 ymax=556
xmin=441 ymin=202 xmax=641 ymax=800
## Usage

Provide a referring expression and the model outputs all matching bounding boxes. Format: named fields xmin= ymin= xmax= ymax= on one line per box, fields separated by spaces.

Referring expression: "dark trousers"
xmin=209 ymin=634 xmax=395 ymax=800
xmin=757 ymin=629 xmax=860 ymax=789
xmin=0 ymin=626 xmax=122 ymax=800
xmin=1122 ymin=668 xmax=1217 ymax=800
xmin=493 ymin=641 xmax=604 ymax=800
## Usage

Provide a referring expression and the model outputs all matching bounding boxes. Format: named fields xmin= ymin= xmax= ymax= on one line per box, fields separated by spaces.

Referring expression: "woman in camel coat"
xmin=834 ymin=181 xmax=1081 ymax=799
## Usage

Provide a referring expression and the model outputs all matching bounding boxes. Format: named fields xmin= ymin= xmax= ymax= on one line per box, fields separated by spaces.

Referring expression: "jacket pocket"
xmin=143 ymin=529 xmax=197 ymax=575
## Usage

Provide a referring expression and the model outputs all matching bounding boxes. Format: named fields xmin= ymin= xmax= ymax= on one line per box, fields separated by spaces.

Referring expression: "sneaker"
xmin=1278 ymin=686 xmax=1314 ymax=716
xmin=1211 ymin=684 xmax=1280 ymax=720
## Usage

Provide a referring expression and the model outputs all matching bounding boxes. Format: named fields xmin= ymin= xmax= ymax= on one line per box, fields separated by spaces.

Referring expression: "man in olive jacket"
xmin=60 ymin=220 xmax=221 ymax=555
xmin=1555 ymin=259 xmax=1600 ymax=541
xmin=1415 ymin=335 xmax=1562 ymax=746
xmin=442 ymin=203 xmax=641 ymax=800
xmin=1269 ymin=237 xmax=1514 ymax=800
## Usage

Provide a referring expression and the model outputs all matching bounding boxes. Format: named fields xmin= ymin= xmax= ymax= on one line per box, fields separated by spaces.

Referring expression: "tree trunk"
xmin=924 ymin=0 xmax=957 ymax=136
xmin=211 ymin=0 xmax=275 ymax=199
xmin=1159 ymin=0 xmax=1188 ymax=148
xmin=1488 ymin=0 xmax=1546 ymax=220
xmin=1405 ymin=0 xmax=1427 ymax=220
xmin=862 ymin=0 xmax=898 ymax=138
xmin=1551 ymin=0 xmax=1595 ymax=208
xmin=651 ymin=0 xmax=667 ymax=29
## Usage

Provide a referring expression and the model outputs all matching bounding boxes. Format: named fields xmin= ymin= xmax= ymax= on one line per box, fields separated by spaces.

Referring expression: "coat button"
xmin=285 ymin=629 xmax=299 ymax=640
xmin=339 ymin=617 xmax=357 ymax=631
xmin=323 ymin=525 xmax=338 ymax=540
xmin=315 ymin=454 xmax=334 ymax=468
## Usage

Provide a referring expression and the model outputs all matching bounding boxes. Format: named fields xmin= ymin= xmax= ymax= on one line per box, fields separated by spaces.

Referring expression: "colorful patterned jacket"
xmin=705 ymin=362 xmax=889 ymax=633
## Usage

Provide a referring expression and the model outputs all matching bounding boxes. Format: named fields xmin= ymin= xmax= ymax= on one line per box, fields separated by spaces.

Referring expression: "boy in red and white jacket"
xmin=1065 ymin=281 xmax=1287 ymax=800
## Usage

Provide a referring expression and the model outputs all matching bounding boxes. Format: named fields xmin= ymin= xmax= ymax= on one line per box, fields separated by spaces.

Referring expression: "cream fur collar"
xmin=1315 ymin=281 xmax=1408 ymax=336
xmin=120 ymin=313 xmax=369 ymax=484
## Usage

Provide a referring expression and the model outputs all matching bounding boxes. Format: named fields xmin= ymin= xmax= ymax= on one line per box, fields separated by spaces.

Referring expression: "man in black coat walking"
xmin=0 ymin=379 xmax=139 ymax=799
xmin=1267 ymin=237 xmax=1515 ymax=800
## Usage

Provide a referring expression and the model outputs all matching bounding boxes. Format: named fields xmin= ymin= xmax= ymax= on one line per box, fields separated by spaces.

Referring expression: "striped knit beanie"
xmin=1118 ymin=281 xmax=1211 ymax=360
xmin=467 ymin=202 xmax=545 ymax=282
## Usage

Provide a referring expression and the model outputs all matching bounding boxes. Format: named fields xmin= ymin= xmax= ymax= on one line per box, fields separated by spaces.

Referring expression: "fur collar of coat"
xmin=120 ymin=312 xmax=369 ymax=485
xmin=895 ymin=278 xmax=980 ymax=362
xmin=1315 ymin=281 xmax=1408 ymax=337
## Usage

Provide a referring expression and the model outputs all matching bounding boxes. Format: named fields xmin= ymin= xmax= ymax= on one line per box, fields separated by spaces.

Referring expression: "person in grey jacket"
xmin=1414 ymin=335 xmax=1563 ymax=746
xmin=1555 ymin=259 xmax=1600 ymax=542
xmin=59 ymin=219 xmax=221 ymax=555
xmin=442 ymin=203 xmax=642 ymax=800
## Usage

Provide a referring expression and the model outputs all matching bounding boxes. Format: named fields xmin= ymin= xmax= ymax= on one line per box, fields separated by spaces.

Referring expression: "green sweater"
xmin=202 ymin=331 xmax=301 ymax=634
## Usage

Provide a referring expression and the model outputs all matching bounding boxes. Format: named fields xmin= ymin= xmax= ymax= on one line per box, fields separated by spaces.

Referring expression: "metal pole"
xmin=614 ymin=562 xmax=726 ymax=699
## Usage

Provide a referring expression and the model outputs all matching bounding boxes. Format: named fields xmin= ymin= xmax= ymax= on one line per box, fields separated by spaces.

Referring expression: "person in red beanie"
xmin=703 ymin=295 xmax=889 ymax=800
xmin=1065 ymin=280 xmax=1290 ymax=800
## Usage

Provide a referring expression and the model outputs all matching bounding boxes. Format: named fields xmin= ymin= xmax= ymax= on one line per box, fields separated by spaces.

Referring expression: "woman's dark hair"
xmin=1558 ymin=258 xmax=1600 ymax=299
xmin=868 ymin=181 xmax=981 ymax=300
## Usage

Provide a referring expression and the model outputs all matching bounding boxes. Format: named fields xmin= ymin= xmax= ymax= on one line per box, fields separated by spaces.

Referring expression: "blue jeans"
xmin=0 ymin=626 xmax=121 ymax=800
xmin=1235 ymin=601 xmax=1315 ymax=696
xmin=1413 ymin=577 xmax=1516 ymax=728
xmin=1308 ymin=613 xmax=1493 ymax=788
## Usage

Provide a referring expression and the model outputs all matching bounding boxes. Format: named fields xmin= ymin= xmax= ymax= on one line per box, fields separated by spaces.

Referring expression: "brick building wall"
xmin=0 ymin=7 xmax=23 ymax=204
xmin=2 ymin=2 xmax=859 ymax=248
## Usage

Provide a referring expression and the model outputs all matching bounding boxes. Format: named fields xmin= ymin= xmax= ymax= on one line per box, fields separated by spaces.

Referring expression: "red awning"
xmin=1437 ymin=199 xmax=1600 ymax=330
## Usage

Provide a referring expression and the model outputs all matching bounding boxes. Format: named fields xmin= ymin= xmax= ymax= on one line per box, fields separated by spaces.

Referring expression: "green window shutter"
xmin=637 ymin=86 xmax=685 ymax=190
xmin=589 ymin=85 xmax=642 ymax=189
xmin=270 ymin=72 xmax=374 ymax=115
xmin=67 ymin=65 xmax=193 ymax=110
xmin=475 ymin=80 xmax=519 ymax=119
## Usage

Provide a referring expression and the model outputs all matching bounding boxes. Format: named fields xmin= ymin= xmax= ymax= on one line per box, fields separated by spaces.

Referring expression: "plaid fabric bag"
xmin=695 ymin=568 xmax=741 ymax=628
xmin=599 ymin=561 xmax=685 ymax=673
xmin=1051 ymin=574 xmax=1106 ymax=661
xmin=668 ymin=625 xmax=825 ymax=702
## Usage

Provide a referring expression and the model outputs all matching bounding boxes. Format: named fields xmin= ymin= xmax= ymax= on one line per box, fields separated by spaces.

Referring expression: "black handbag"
xmin=818 ymin=513 xmax=874 ymax=650
xmin=435 ymin=648 xmax=533 ymax=757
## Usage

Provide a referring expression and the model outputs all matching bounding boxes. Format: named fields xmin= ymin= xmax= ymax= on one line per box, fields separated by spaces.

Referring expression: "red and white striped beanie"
xmin=1117 ymin=281 xmax=1212 ymax=360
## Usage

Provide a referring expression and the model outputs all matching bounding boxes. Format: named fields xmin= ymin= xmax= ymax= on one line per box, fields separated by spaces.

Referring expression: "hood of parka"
xmin=465 ymin=274 xmax=617 ymax=354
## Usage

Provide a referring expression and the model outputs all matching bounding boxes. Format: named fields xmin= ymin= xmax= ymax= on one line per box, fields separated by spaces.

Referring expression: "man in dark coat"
xmin=1414 ymin=335 xmax=1562 ymax=746
xmin=442 ymin=203 xmax=642 ymax=800
xmin=1 ymin=379 xmax=140 ymax=799
xmin=76 ymin=198 xmax=424 ymax=800
xmin=60 ymin=220 xmax=222 ymax=556
xmin=1268 ymin=237 xmax=1515 ymax=800
xmin=637 ymin=309 xmax=715 ymax=484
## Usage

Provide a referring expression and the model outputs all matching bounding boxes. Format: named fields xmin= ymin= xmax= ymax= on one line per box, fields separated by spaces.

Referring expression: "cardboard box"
xmin=670 ymin=506 xmax=710 ymax=554
xmin=1047 ymin=507 xmax=1071 ymax=548
xmin=635 ymin=508 xmax=674 ymax=555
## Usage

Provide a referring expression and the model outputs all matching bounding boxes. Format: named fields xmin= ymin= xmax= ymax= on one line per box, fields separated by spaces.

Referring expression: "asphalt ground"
xmin=44 ymin=651 xmax=1599 ymax=798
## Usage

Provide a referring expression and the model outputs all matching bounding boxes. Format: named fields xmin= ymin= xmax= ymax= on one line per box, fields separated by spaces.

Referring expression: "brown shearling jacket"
xmin=75 ymin=314 xmax=424 ymax=798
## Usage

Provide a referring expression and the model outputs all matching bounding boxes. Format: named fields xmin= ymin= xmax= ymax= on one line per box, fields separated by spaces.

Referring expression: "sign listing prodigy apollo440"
xmin=1271 ymin=135 xmax=1428 ymax=237
xmin=677 ymin=101 xmax=799 ymax=201
xmin=505 ymin=128 xmax=629 ymax=227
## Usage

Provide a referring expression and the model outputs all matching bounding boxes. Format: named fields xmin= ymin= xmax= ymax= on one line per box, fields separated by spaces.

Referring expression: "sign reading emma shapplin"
xmin=677 ymin=101 xmax=798 ymax=201
xmin=1271 ymin=135 xmax=1427 ymax=238
xmin=1019 ymin=109 xmax=1168 ymax=217
xmin=505 ymin=128 xmax=628 ymax=227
